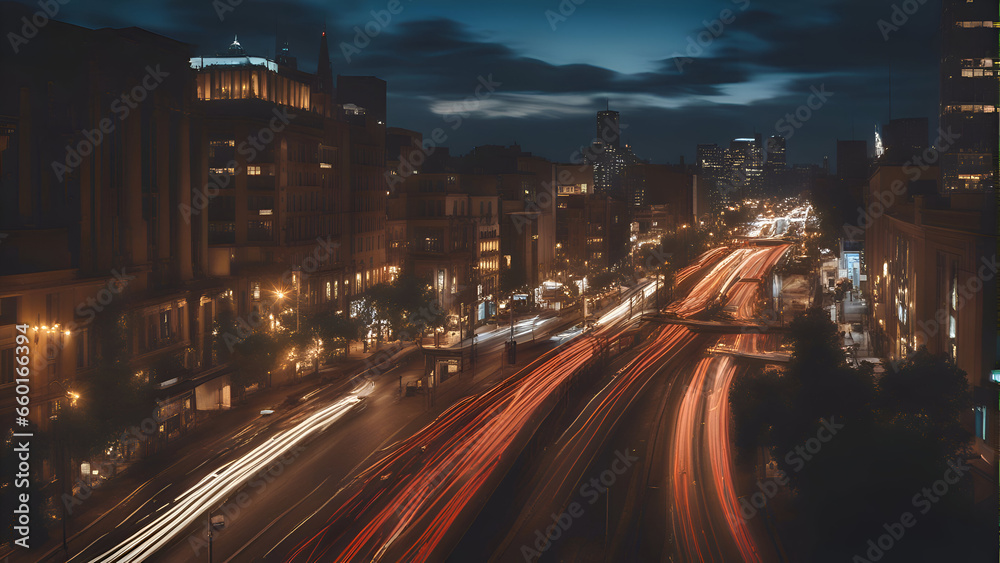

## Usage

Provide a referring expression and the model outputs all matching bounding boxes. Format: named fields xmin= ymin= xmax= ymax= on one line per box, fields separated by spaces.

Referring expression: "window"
xmin=974 ymin=406 xmax=987 ymax=440
xmin=160 ymin=310 xmax=172 ymax=340
xmin=326 ymin=281 xmax=332 ymax=300
xmin=247 ymin=165 xmax=261 ymax=175
xmin=76 ymin=329 xmax=90 ymax=368
xmin=248 ymin=219 xmax=273 ymax=241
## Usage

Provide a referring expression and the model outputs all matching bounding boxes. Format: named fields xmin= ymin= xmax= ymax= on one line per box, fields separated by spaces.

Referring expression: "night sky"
xmin=8 ymin=0 xmax=942 ymax=167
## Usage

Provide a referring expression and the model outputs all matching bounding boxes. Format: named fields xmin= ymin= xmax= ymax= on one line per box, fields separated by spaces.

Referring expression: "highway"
xmin=53 ymin=237 xmax=792 ymax=563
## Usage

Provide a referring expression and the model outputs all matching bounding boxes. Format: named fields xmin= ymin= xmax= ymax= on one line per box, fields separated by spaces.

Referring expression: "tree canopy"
xmin=730 ymin=308 xmax=990 ymax=562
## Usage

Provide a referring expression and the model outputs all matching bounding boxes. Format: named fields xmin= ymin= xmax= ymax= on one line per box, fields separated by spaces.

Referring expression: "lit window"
xmin=974 ymin=406 xmax=987 ymax=440
xmin=248 ymin=165 xmax=261 ymax=175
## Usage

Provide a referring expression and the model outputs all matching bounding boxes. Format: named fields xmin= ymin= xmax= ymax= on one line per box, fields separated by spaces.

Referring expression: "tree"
xmin=382 ymin=270 xmax=446 ymax=343
xmin=306 ymin=309 xmax=361 ymax=361
xmin=58 ymin=301 xmax=156 ymax=460
xmin=729 ymin=308 xmax=990 ymax=562
xmin=230 ymin=331 xmax=286 ymax=401
xmin=877 ymin=347 xmax=973 ymax=460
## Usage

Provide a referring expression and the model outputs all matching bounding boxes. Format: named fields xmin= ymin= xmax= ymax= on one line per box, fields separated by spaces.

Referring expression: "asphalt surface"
xmin=9 ymin=236 xmax=800 ymax=563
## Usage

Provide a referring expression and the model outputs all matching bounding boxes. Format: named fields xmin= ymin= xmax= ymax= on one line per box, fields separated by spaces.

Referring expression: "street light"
xmin=49 ymin=379 xmax=78 ymax=557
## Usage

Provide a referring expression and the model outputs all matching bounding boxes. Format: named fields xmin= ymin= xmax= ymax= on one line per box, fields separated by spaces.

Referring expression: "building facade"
xmin=864 ymin=165 xmax=997 ymax=468
xmin=939 ymin=0 xmax=998 ymax=192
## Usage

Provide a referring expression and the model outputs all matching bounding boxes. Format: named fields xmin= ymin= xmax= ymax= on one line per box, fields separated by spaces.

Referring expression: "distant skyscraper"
xmin=588 ymin=109 xmax=637 ymax=202
xmin=596 ymin=110 xmax=621 ymax=149
xmin=765 ymin=135 xmax=786 ymax=194
xmin=697 ymin=143 xmax=728 ymax=211
xmin=697 ymin=144 xmax=725 ymax=178
xmin=939 ymin=0 xmax=998 ymax=191
xmin=275 ymin=36 xmax=297 ymax=69
xmin=836 ymin=140 xmax=869 ymax=181
xmin=336 ymin=75 xmax=387 ymax=126
xmin=881 ymin=117 xmax=928 ymax=164
xmin=726 ymin=135 xmax=764 ymax=198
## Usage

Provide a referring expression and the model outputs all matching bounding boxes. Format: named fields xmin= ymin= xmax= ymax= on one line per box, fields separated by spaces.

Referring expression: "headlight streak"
xmin=88 ymin=395 xmax=362 ymax=562
xmin=668 ymin=240 xmax=789 ymax=562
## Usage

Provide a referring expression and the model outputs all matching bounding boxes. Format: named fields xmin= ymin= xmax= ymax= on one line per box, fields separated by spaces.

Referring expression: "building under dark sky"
xmin=0 ymin=0 xmax=946 ymax=166
xmin=939 ymin=0 xmax=998 ymax=192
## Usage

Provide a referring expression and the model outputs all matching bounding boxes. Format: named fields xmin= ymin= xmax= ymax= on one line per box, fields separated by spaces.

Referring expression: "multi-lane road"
xmin=29 ymin=235 xmax=795 ymax=563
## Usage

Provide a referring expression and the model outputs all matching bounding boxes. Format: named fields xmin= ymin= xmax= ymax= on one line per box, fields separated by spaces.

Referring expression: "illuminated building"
xmin=0 ymin=19 xmax=219 ymax=464
xmin=939 ymin=0 xmax=998 ymax=191
xmin=391 ymin=172 xmax=500 ymax=329
xmin=864 ymin=165 xmax=997 ymax=473
xmin=726 ymin=135 xmax=764 ymax=199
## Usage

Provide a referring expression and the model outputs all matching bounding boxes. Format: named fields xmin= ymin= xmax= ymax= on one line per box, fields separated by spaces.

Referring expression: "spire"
xmin=315 ymin=24 xmax=333 ymax=95
xmin=226 ymin=34 xmax=246 ymax=56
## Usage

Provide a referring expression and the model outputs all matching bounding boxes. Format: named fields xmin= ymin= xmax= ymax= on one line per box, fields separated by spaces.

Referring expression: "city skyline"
xmin=3 ymin=0 xmax=943 ymax=166
xmin=0 ymin=0 xmax=995 ymax=561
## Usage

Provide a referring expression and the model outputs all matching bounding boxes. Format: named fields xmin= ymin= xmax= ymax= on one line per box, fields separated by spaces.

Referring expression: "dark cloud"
xmin=2 ymin=0 xmax=941 ymax=164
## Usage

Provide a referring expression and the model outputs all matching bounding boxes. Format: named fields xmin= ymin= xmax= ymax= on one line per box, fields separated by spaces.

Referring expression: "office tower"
xmin=275 ymin=36 xmax=297 ymax=69
xmin=939 ymin=0 xmax=998 ymax=191
xmin=765 ymin=135 xmax=786 ymax=193
xmin=596 ymin=110 xmax=621 ymax=148
xmin=336 ymin=75 xmax=387 ymax=127
xmin=881 ymin=117 xmax=928 ymax=164
xmin=697 ymin=143 xmax=725 ymax=177
xmin=726 ymin=135 xmax=763 ymax=199
xmin=836 ymin=140 xmax=869 ymax=182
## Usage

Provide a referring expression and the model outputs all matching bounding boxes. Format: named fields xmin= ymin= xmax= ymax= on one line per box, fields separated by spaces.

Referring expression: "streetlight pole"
xmin=294 ymin=266 xmax=301 ymax=333
xmin=49 ymin=379 xmax=75 ymax=557
xmin=509 ymin=298 xmax=515 ymax=342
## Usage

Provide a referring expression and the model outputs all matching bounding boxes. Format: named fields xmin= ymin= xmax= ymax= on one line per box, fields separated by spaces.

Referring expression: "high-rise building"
xmin=864 ymin=165 xmax=997 ymax=472
xmin=587 ymin=109 xmax=641 ymax=206
xmin=881 ymin=117 xmax=928 ymax=164
xmin=939 ymin=0 xmax=998 ymax=192
xmin=194 ymin=29 xmax=387 ymax=343
xmin=697 ymin=143 xmax=728 ymax=211
xmin=336 ymin=75 xmax=387 ymax=127
xmin=836 ymin=140 xmax=869 ymax=182
xmin=765 ymin=135 xmax=786 ymax=193
xmin=275 ymin=36 xmax=297 ymax=69
xmin=0 ymin=17 xmax=221 ymax=465
xmin=726 ymin=135 xmax=764 ymax=199
xmin=596 ymin=110 xmax=621 ymax=149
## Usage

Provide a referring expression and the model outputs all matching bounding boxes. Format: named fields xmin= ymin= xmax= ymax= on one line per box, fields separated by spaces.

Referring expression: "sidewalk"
xmin=1 ymin=341 xmax=416 ymax=563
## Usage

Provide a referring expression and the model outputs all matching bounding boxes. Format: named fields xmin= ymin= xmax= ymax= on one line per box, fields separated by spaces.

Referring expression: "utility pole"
xmin=293 ymin=266 xmax=301 ymax=333
xmin=509 ymin=299 xmax=515 ymax=342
